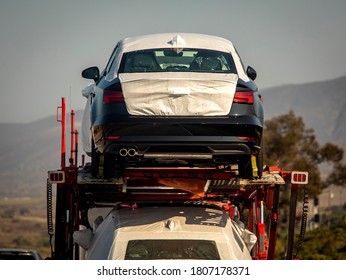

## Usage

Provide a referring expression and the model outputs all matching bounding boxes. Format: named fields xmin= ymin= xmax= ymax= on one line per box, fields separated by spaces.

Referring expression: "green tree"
xmin=263 ymin=111 xmax=346 ymax=259
xmin=263 ymin=111 xmax=346 ymax=197
xmin=298 ymin=221 xmax=346 ymax=260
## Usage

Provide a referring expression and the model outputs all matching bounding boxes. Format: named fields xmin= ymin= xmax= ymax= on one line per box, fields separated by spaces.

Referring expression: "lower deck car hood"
xmin=119 ymin=72 xmax=238 ymax=116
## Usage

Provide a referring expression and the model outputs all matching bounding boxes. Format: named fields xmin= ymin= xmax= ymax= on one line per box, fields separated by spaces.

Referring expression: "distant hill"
xmin=0 ymin=76 xmax=345 ymax=197
xmin=0 ymin=112 xmax=84 ymax=197
xmin=261 ymin=76 xmax=346 ymax=149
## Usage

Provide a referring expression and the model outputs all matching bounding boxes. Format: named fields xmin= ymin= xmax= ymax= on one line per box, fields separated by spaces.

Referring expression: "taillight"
xmin=106 ymin=135 xmax=121 ymax=140
xmin=237 ymin=136 xmax=256 ymax=141
xmin=103 ymin=90 xmax=125 ymax=104
xmin=291 ymin=171 xmax=309 ymax=184
xmin=233 ymin=91 xmax=254 ymax=104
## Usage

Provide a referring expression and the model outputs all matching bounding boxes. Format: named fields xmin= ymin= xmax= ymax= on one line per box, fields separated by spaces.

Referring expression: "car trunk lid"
xmin=119 ymin=72 xmax=238 ymax=116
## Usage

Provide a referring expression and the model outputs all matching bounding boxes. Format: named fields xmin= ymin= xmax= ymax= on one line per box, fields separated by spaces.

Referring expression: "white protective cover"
xmin=81 ymin=83 xmax=95 ymax=155
xmin=105 ymin=33 xmax=249 ymax=82
xmin=81 ymin=33 xmax=248 ymax=153
xmin=84 ymin=206 xmax=255 ymax=260
xmin=119 ymin=72 xmax=238 ymax=116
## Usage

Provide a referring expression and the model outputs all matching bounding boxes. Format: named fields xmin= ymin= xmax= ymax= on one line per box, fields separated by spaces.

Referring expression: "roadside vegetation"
xmin=263 ymin=111 xmax=346 ymax=259
xmin=297 ymin=219 xmax=346 ymax=260
xmin=0 ymin=197 xmax=51 ymax=259
xmin=274 ymin=204 xmax=346 ymax=260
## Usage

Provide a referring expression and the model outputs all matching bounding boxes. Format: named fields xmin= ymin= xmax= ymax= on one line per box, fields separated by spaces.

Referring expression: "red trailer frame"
xmin=47 ymin=97 xmax=308 ymax=260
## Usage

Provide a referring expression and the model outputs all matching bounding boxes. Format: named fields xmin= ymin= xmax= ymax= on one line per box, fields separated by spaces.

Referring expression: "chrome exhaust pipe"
xmin=127 ymin=148 xmax=137 ymax=157
xmin=119 ymin=148 xmax=128 ymax=157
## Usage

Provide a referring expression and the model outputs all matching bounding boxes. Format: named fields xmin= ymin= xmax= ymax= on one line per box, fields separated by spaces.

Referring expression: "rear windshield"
xmin=119 ymin=48 xmax=237 ymax=74
xmin=124 ymin=239 xmax=220 ymax=260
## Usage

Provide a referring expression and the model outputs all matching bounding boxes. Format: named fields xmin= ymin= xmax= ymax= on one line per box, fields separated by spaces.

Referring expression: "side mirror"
xmin=246 ymin=66 xmax=257 ymax=81
xmin=82 ymin=66 xmax=100 ymax=81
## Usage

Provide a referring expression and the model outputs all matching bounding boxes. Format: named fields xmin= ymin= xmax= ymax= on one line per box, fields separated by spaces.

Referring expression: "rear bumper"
xmin=104 ymin=139 xmax=253 ymax=156
xmin=94 ymin=137 xmax=259 ymax=167
xmin=92 ymin=116 xmax=262 ymax=163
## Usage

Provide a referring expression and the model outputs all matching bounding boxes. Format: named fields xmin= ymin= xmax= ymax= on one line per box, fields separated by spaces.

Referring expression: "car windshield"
xmin=119 ymin=48 xmax=237 ymax=74
xmin=124 ymin=239 xmax=220 ymax=260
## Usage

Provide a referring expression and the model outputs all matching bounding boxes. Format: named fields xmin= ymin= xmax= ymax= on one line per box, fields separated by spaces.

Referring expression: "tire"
xmin=91 ymin=138 xmax=100 ymax=178
xmin=103 ymin=154 xmax=115 ymax=179
xmin=238 ymin=157 xmax=253 ymax=179
xmin=91 ymin=138 xmax=114 ymax=178
xmin=256 ymin=146 xmax=263 ymax=179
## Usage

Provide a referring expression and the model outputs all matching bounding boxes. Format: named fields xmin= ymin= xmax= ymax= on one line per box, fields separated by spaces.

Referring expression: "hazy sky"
xmin=1 ymin=0 xmax=346 ymax=123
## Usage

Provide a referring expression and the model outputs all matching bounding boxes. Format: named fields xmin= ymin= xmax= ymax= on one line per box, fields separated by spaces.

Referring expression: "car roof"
xmin=85 ymin=205 xmax=254 ymax=260
xmin=108 ymin=205 xmax=229 ymax=230
xmin=0 ymin=248 xmax=42 ymax=260
xmin=118 ymin=33 xmax=237 ymax=53
xmin=105 ymin=33 xmax=249 ymax=82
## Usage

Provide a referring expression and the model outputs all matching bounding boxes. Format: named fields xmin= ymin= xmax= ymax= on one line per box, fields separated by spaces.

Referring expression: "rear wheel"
xmin=256 ymin=144 xmax=263 ymax=179
xmin=103 ymin=154 xmax=117 ymax=179
xmin=238 ymin=157 xmax=253 ymax=179
xmin=91 ymin=138 xmax=121 ymax=178
xmin=91 ymin=138 xmax=100 ymax=178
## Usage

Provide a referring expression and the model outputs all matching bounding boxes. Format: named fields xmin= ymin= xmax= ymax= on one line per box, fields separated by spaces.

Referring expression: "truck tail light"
xmin=291 ymin=171 xmax=309 ymax=184
xmin=48 ymin=171 xmax=65 ymax=184
xmin=234 ymin=91 xmax=254 ymax=104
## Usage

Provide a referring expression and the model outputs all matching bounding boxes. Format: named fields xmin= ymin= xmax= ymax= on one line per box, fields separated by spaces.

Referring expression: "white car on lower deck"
xmin=74 ymin=205 xmax=256 ymax=260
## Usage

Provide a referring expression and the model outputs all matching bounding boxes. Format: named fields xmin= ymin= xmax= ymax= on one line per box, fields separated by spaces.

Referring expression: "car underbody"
xmin=91 ymin=121 xmax=263 ymax=179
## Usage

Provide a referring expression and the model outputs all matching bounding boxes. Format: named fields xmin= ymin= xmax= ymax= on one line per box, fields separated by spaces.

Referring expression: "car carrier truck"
xmin=46 ymin=98 xmax=309 ymax=260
